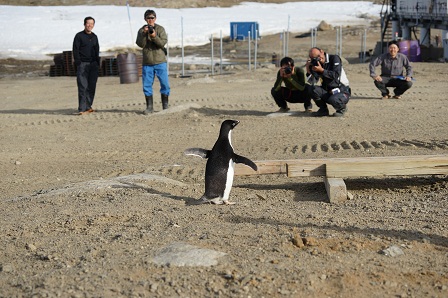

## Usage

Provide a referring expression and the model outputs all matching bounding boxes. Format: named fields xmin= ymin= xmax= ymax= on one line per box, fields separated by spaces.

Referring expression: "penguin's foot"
xmin=194 ymin=197 xmax=235 ymax=205
xmin=222 ymin=200 xmax=236 ymax=205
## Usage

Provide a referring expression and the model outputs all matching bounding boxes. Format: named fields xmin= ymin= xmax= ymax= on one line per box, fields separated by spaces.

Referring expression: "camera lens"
xmin=284 ymin=67 xmax=292 ymax=74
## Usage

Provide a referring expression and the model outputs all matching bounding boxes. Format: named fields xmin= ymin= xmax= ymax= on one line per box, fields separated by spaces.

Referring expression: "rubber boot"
xmin=143 ymin=95 xmax=153 ymax=115
xmin=161 ymin=94 xmax=169 ymax=110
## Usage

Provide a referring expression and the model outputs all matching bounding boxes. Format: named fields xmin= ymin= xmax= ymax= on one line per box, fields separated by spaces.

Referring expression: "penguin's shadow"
xmin=235 ymin=182 xmax=328 ymax=203
xmin=116 ymin=181 xmax=195 ymax=203
xmin=236 ymin=175 xmax=448 ymax=203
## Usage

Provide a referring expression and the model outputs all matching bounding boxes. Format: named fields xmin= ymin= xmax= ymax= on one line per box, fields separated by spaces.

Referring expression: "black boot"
xmin=161 ymin=94 xmax=169 ymax=110
xmin=143 ymin=95 xmax=153 ymax=115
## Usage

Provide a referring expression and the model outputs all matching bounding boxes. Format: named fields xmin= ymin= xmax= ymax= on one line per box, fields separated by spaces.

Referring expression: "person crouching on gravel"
xmin=369 ymin=41 xmax=413 ymax=100
xmin=271 ymin=57 xmax=312 ymax=113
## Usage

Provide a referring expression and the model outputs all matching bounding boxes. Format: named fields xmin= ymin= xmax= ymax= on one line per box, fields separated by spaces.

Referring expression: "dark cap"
xmin=144 ymin=9 xmax=156 ymax=19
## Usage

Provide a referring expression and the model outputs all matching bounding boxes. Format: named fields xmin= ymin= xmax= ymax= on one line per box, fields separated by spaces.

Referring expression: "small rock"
xmin=291 ymin=234 xmax=304 ymax=248
xmin=317 ymin=20 xmax=333 ymax=31
xmin=347 ymin=192 xmax=354 ymax=200
xmin=26 ymin=243 xmax=37 ymax=251
xmin=380 ymin=245 xmax=404 ymax=257
xmin=15 ymin=160 xmax=21 ymax=165
xmin=150 ymin=282 xmax=159 ymax=292
xmin=302 ymin=237 xmax=318 ymax=246
xmin=1 ymin=264 xmax=13 ymax=273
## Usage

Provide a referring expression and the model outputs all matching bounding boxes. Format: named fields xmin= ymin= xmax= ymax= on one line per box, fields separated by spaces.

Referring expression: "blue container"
xmin=230 ymin=22 xmax=260 ymax=41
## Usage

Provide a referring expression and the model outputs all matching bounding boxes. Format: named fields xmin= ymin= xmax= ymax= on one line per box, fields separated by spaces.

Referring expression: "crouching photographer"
xmin=306 ymin=47 xmax=351 ymax=117
xmin=271 ymin=57 xmax=312 ymax=113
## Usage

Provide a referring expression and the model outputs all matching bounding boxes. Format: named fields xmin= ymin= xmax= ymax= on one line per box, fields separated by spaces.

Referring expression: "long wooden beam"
xmin=235 ymin=155 xmax=448 ymax=178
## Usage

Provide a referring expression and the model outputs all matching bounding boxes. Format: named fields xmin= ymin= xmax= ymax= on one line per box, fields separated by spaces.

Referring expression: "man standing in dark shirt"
xmin=73 ymin=16 xmax=100 ymax=115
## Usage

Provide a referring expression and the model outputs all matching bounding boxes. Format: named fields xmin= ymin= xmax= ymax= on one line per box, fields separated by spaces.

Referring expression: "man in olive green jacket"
xmin=271 ymin=57 xmax=312 ymax=113
xmin=136 ymin=9 xmax=170 ymax=114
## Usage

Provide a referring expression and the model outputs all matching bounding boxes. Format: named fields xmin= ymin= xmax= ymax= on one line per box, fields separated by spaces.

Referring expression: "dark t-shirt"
xmin=72 ymin=30 xmax=100 ymax=65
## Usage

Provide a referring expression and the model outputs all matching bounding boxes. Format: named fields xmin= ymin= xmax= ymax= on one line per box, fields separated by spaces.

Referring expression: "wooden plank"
xmin=235 ymin=159 xmax=327 ymax=176
xmin=234 ymin=160 xmax=288 ymax=176
xmin=325 ymin=155 xmax=448 ymax=178
xmin=324 ymin=177 xmax=347 ymax=203
xmin=235 ymin=155 xmax=448 ymax=178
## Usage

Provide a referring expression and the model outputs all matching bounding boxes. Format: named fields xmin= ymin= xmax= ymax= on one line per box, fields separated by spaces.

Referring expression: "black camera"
xmin=311 ymin=57 xmax=320 ymax=66
xmin=284 ymin=66 xmax=292 ymax=75
xmin=145 ymin=25 xmax=155 ymax=34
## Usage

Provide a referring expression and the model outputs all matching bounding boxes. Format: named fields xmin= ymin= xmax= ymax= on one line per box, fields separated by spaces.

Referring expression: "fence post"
xmin=248 ymin=31 xmax=251 ymax=71
xmin=211 ymin=34 xmax=214 ymax=75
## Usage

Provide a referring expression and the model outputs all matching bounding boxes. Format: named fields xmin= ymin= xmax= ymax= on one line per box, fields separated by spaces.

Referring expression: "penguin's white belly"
xmin=222 ymin=159 xmax=235 ymax=201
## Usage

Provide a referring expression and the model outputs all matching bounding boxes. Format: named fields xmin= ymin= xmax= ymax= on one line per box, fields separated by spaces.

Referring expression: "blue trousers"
xmin=142 ymin=63 xmax=170 ymax=96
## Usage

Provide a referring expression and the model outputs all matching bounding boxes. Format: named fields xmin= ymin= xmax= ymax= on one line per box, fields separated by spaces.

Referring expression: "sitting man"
xmin=271 ymin=57 xmax=312 ymax=113
xmin=369 ymin=40 xmax=413 ymax=99
xmin=306 ymin=47 xmax=351 ymax=117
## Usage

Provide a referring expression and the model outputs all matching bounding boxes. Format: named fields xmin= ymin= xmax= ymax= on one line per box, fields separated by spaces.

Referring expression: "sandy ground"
xmin=1 ymin=10 xmax=448 ymax=298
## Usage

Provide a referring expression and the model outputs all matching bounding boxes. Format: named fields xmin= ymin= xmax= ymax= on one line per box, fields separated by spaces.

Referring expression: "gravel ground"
xmin=0 ymin=1 xmax=447 ymax=297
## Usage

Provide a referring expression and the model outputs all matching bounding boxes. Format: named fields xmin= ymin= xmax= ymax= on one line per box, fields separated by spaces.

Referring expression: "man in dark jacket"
xmin=307 ymin=47 xmax=350 ymax=117
xmin=136 ymin=9 xmax=170 ymax=114
xmin=271 ymin=57 xmax=312 ymax=113
xmin=73 ymin=16 xmax=100 ymax=115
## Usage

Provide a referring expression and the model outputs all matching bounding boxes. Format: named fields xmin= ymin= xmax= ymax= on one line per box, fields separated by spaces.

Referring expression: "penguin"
xmin=184 ymin=119 xmax=258 ymax=205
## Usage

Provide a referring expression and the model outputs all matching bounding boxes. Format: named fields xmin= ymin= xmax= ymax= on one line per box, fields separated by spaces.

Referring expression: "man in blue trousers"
xmin=136 ymin=9 xmax=170 ymax=114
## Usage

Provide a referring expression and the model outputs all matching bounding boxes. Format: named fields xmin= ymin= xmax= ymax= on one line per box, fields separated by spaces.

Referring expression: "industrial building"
xmin=379 ymin=0 xmax=448 ymax=61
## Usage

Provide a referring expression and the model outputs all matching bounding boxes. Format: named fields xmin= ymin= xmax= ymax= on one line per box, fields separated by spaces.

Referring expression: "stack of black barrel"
xmin=49 ymin=51 xmax=120 ymax=77
xmin=49 ymin=51 xmax=76 ymax=77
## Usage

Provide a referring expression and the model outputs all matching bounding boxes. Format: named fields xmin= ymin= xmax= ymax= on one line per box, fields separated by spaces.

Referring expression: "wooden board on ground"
xmin=235 ymin=155 xmax=448 ymax=178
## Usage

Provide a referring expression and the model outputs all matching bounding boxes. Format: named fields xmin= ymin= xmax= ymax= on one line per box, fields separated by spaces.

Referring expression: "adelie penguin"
xmin=184 ymin=119 xmax=258 ymax=205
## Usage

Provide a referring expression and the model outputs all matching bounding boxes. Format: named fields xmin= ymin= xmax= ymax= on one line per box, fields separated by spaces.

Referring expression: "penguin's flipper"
xmin=184 ymin=148 xmax=210 ymax=159
xmin=233 ymin=154 xmax=258 ymax=171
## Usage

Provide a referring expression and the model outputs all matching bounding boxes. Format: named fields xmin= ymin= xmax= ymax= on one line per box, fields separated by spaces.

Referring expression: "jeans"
xmin=142 ymin=63 xmax=170 ymax=96
xmin=77 ymin=61 xmax=99 ymax=112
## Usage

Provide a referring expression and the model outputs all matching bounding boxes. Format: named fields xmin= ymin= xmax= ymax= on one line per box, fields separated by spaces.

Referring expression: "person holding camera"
xmin=136 ymin=9 xmax=170 ymax=114
xmin=73 ymin=16 xmax=100 ymax=115
xmin=306 ymin=47 xmax=350 ymax=117
xmin=271 ymin=57 xmax=312 ymax=113
xmin=369 ymin=41 xmax=413 ymax=100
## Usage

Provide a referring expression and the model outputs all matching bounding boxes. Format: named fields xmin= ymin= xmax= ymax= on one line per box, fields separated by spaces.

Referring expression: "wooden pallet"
xmin=235 ymin=155 xmax=448 ymax=203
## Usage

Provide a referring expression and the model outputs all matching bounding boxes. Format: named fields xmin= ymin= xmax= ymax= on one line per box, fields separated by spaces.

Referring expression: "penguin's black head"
xmin=219 ymin=119 xmax=239 ymax=135
xmin=222 ymin=119 xmax=239 ymax=129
